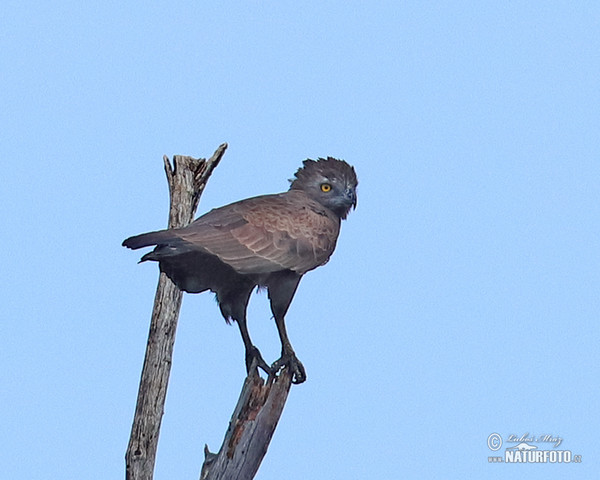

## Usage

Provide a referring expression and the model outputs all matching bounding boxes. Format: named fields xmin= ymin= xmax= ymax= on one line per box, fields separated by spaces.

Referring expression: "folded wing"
xmin=123 ymin=191 xmax=341 ymax=276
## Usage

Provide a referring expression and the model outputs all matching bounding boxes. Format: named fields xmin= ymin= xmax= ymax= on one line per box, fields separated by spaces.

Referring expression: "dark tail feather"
xmin=122 ymin=229 xmax=174 ymax=250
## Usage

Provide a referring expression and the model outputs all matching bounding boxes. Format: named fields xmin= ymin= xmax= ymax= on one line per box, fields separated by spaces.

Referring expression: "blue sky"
xmin=1 ymin=2 xmax=598 ymax=479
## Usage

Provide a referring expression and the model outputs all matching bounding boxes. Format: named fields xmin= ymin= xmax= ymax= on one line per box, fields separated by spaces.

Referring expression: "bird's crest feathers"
xmin=289 ymin=157 xmax=358 ymax=219
xmin=289 ymin=157 xmax=358 ymax=191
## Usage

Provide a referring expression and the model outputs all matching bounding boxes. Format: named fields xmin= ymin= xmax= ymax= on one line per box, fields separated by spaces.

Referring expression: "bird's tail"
xmin=122 ymin=229 xmax=174 ymax=250
xmin=123 ymin=229 xmax=193 ymax=263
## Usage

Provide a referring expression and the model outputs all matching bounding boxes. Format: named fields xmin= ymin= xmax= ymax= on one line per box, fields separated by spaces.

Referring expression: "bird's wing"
xmin=175 ymin=191 xmax=340 ymax=275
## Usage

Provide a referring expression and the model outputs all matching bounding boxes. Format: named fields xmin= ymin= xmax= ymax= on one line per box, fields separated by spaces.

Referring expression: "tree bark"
xmin=200 ymin=366 xmax=293 ymax=480
xmin=125 ymin=143 xmax=294 ymax=480
xmin=125 ymin=144 xmax=227 ymax=480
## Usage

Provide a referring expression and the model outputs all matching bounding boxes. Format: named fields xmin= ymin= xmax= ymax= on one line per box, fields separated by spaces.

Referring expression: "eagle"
xmin=123 ymin=157 xmax=358 ymax=384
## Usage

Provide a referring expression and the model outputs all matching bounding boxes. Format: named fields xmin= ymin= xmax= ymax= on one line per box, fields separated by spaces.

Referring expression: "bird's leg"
xmin=236 ymin=316 xmax=273 ymax=377
xmin=220 ymin=286 xmax=273 ymax=377
xmin=271 ymin=314 xmax=306 ymax=384
xmin=267 ymin=271 xmax=306 ymax=384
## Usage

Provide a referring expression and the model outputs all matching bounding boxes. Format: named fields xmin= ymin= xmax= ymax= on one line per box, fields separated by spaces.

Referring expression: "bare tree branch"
xmin=200 ymin=365 xmax=293 ymax=480
xmin=125 ymin=144 xmax=227 ymax=480
xmin=125 ymin=143 xmax=294 ymax=480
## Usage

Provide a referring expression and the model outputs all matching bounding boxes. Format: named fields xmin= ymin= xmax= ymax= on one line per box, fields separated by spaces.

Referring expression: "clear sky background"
xmin=1 ymin=2 xmax=598 ymax=479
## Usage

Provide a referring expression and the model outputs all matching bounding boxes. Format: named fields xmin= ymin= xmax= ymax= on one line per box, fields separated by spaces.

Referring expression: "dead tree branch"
xmin=125 ymin=144 xmax=227 ymax=480
xmin=125 ymin=143 xmax=295 ymax=480
xmin=200 ymin=365 xmax=293 ymax=480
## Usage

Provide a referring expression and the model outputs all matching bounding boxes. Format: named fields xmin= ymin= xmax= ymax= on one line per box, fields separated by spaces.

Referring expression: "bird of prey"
xmin=123 ymin=157 xmax=358 ymax=384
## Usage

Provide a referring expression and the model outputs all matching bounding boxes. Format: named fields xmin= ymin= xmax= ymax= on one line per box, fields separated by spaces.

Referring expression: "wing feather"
xmin=174 ymin=191 xmax=340 ymax=275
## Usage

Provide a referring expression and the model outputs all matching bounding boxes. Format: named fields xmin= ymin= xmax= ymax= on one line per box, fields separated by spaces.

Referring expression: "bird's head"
xmin=289 ymin=157 xmax=358 ymax=219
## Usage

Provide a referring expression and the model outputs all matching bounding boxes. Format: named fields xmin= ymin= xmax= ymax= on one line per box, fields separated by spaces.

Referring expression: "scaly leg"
xmin=267 ymin=272 xmax=306 ymax=384
xmin=236 ymin=315 xmax=272 ymax=376
xmin=218 ymin=285 xmax=272 ymax=377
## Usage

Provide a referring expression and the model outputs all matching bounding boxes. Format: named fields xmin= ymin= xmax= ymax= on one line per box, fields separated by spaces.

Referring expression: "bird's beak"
xmin=345 ymin=188 xmax=357 ymax=210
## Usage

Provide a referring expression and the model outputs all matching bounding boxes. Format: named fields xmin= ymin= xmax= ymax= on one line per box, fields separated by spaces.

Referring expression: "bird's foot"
xmin=272 ymin=351 xmax=306 ymax=384
xmin=245 ymin=346 xmax=274 ymax=377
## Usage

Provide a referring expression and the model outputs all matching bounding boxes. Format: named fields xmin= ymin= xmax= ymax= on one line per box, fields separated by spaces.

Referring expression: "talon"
xmin=246 ymin=346 xmax=273 ymax=377
xmin=272 ymin=352 xmax=306 ymax=384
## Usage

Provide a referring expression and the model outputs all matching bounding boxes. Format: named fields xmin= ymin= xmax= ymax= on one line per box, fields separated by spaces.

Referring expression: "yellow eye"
xmin=320 ymin=183 xmax=332 ymax=192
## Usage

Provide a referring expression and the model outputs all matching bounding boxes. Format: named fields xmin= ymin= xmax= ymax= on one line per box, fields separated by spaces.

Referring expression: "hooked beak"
xmin=345 ymin=188 xmax=357 ymax=210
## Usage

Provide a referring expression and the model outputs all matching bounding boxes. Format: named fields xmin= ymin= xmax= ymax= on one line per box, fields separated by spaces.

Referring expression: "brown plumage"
xmin=123 ymin=157 xmax=358 ymax=383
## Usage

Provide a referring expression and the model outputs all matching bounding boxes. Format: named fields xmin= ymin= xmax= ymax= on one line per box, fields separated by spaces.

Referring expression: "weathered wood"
xmin=200 ymin=365 xmax=293 ymax=480
xmin=125 ymin=143 xmax=294 ymax=480
xmin=125 ymin=144 xmax=227 ymax=480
